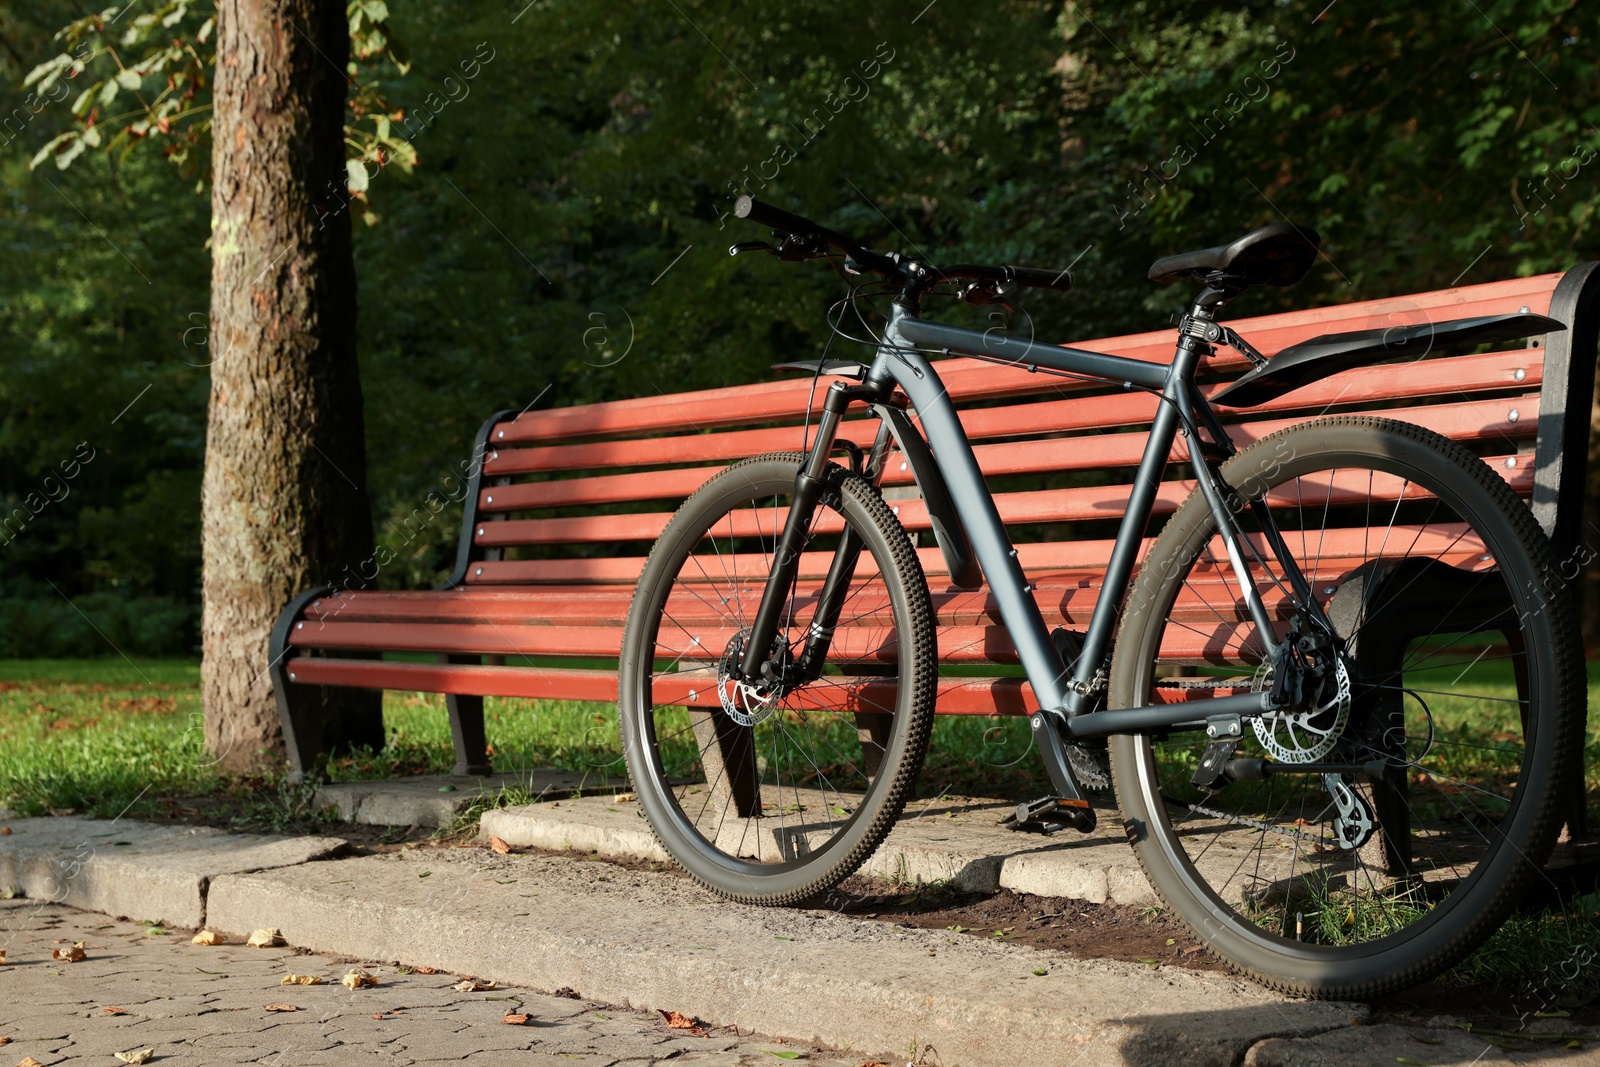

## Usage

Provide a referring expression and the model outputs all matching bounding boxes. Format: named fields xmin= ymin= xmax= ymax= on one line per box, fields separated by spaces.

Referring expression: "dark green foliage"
xmin=2 ymin=1 xmax=1596 ymax=648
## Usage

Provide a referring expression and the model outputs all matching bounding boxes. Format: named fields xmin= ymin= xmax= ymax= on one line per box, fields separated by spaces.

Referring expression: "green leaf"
xmin=760 ymin=1051 xmax=801 ymax=1060
xmin=196 ymin=16 xmax=214 ymax=41
xmin=29 ymin=132 xmax=75 ymax=170
xmin=116 ymin=68 xmax=142 ymax=90
xmin=23 ymin=54 xmax=70 ymax=90
xmin=386 ymin=36 xmax=410 ymax=74
xmin=1030 ymin=967 xmax=1047 ymax=976
xmin=80 ymin=124 xmax=103 ymax=148
xmin=53 ymin=135 xmax=89 ymax=169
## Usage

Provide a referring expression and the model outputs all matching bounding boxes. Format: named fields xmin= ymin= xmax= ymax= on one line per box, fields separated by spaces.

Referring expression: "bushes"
xmin=0 ymin=594 xmax=194 ymax=658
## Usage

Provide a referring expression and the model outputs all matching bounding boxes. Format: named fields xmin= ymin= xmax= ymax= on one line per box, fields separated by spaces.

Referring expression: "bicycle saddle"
xmin=1147 ymin=222 xmax=1321 ymax=287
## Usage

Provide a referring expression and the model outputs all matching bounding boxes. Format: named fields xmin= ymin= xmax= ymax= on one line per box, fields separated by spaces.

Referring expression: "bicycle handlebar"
xmin=732 ymin=195 xmax=1072 ymax=294
xmin=733 ymin=196 xmax=895 ymax=273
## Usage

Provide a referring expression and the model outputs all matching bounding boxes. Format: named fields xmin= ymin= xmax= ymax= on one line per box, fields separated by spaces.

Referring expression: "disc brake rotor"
xmin=716 ymin=629 xmax=790 ymax=728
xmin=1250 ymin=654 xmax=1352 ymax=763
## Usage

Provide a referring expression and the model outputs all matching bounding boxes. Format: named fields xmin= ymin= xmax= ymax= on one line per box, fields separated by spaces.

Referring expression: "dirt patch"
xmin=823 ymin=878 xmax=1228 ymax=974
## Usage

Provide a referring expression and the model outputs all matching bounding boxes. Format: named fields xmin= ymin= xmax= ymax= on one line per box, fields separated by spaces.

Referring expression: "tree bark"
xmin=203 ymin=0 xmax=379 ymax=773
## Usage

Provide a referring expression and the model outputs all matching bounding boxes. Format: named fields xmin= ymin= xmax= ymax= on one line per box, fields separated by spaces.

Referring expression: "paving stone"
xmin=0 ymin=898 xmax=858 ymax=1065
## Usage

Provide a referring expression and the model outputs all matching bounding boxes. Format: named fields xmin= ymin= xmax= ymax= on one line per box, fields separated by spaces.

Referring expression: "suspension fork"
xmin=739 ymin=378 xmax=891 ymax=685
xmin=792 ymin=417 xmax=895 ymax=681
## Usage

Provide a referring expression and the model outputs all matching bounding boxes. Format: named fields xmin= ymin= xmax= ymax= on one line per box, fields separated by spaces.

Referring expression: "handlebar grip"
xmin=1006 ymin=265 xmax=1073 ymax=293
xmin=735 ymin=196 xmax=821 ymax=239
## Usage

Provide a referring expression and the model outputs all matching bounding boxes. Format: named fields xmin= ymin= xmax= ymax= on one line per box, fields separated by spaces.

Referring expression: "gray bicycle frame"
xmin=865 ymin=303 xmax=1280 ymax=735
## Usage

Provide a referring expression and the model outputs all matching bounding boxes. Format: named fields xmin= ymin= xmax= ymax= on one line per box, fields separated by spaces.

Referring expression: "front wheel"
xmin=1109 ymin=416 xmax=1585 ymax=998
xmin=618 ymin=453 xmax=938 ymax=905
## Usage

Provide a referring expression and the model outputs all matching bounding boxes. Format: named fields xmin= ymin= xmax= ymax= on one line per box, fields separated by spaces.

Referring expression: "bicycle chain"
xmin=1182 ymin=800 xmax=1329 ymax=845
xmin=1157 ymin=677 xmax=1335 ymax=844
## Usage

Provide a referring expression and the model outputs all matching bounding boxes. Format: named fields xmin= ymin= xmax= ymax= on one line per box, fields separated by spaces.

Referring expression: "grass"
xmin=1 ymin=656 xmax=1597 ymax=997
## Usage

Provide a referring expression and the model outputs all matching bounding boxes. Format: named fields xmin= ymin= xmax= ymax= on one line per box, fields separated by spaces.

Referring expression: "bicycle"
xmin=616 ymin=195 xmax=1585 ymax=998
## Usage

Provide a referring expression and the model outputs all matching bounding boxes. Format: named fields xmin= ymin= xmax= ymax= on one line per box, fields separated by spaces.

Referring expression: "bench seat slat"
xmin=491 ymin=276 xmax=1559 ymax=443
xmin=478 ymin=396 xmax=1538 ymax=513
xmin=288 ymin=657 xmax=1250 ymax=715
xmin=484 ymin=349 xmax=1543 ymax=478
xmin=294 ymin=545 xmax=1490 ymax=663
xmin=470 ymin=452 xmax=1533 ymax=547
xmin=312 ymin=521 xmax=1482 ymax=630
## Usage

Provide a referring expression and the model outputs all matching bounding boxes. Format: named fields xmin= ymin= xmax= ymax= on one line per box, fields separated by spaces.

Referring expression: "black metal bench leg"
xmin=271 ymin=587 xmax=385 ymax=785
xmin=274 ymin=666 xmax=326 ymax=786
xmin=854 ymin=711 xmax=893 ymax=777
xmin=443 ymin=654 xmax=492 ymax=776
xmin=689 ymin=706 xmax=760 ymax=819
xmin=447 ymin=692 xmax=493 ymax=776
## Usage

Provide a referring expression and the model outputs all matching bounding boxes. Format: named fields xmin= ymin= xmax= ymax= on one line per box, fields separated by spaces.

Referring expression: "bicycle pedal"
xmin=1000 ymin=795 xmax=1096 ymax=835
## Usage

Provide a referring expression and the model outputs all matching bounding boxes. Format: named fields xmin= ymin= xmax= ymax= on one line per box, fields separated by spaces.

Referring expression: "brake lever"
xmin=728 ymin=241 xmax=779 ymax=257
xmin=957 ymin=282 xmax=1015 ymax=315
xmin=777 ymin=232 xmax=829 ymax=261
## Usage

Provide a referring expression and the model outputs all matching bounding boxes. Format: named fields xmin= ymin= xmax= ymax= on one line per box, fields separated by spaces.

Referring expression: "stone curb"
xmin=206 ymin=846 xmax=1362 ymax=1067
xmin=0 ymin=816 xmax=347 ymax=929
xmin=481 ymin=793 xmax=1158 ymax=903
xmin=313 ymin=768 xmax=621 ymax=828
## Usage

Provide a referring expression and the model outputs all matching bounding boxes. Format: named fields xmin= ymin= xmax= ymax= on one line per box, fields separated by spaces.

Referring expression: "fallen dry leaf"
xmin=52 ymin=942 xmax=86 ymax=962
xmin=412 ymin=965 xmax=437 ymax=975
xmin=488 ymin=836 xmax=512 ymax=855
xmin=0 ymin=948 xmax=6 ymax=965
xmin=280 ymin=974 xmax=324 ymax=986
xmin=342 ymin=968 xmax=378 ymax=990
xmin=191 ymin=930 xmax=224 ymax=946
xmin=20 ymin=1057 xmax=43 ymax=1067
xmin=246 ymin=928 xmax=283 ymax=948
xmin=372 ymin=1013 xmax=383 ymax=1020
xmin=101 ymin=1007 xmax=128 ymax=1016
xmin=659 ymin=1009 xmax=700 ymax=1030
xmin=264 ymin=1004 xmax=298 ymax=1013
xmin=613 ymin=791 xmax=636 ymax=803
xmin=501 ymin=1012 xmax=531 ymax=1026
xmin=452 ymin=977 xmax=496 ymax=992
xmin=0 ymin=1037 xmax=12 ymax=1046
xmin=0 ymin=826 xmax=10 ymax=834
xmin=114 ymin=1049 xmax=154 ymax=1065
xmin=857 ymin=1062 xmax=891 ymax=1067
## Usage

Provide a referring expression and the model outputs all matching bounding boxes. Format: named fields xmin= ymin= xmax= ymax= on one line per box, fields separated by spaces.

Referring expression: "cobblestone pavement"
xmin=0 ymin=900 xmax=867 ymax=1066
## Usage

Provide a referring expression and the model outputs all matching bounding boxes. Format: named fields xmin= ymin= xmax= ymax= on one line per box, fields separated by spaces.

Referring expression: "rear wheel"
xmin=618 ymin=453 xmax=937 ymax=904
xmin=1109 ymin=417 xmax=1584 ymax=997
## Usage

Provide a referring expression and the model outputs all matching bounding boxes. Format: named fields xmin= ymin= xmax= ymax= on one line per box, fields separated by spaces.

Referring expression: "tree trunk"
xmin=203 ymin=0 xmax=379 ymax=773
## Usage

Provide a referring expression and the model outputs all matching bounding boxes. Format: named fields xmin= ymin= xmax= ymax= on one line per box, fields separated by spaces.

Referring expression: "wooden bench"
xmin=271 ymin=265 xmax=1600 ymax=809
